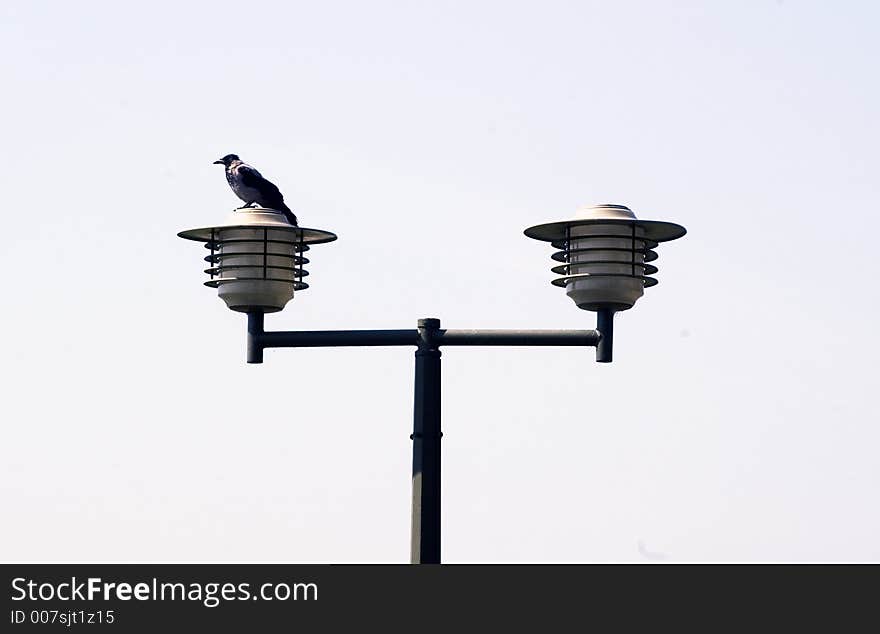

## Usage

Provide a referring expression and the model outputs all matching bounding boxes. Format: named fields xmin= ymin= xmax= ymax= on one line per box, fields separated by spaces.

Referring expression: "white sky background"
xmin=1 ymin=0 xmax=877 ymax=562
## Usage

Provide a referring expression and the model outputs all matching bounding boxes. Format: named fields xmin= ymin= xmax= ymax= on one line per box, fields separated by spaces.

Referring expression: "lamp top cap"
xmin=524 ymin=202 xmax=686 ymax=243
xmin=177 ymin=207 xmax=337 ymax=245
xmin=575 ymin=203 xmax=638 ymax=220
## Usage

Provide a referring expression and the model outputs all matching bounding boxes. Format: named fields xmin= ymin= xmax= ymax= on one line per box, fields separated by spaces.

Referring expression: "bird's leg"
xmin=236 ymin=201 xmax=258 ymax=209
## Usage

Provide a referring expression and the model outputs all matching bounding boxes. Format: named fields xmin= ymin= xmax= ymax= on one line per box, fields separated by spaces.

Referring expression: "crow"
xmin=213 ymin=154 xmax=298 ymax=226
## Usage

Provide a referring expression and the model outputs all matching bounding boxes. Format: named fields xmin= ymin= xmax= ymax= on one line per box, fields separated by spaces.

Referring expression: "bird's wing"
xmin=239 ymin=164 xmax=283 ymax=198
xmin=237 ymin=164 xmax=265 ymax=188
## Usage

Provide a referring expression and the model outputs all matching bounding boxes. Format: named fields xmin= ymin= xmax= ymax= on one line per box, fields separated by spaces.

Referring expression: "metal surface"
xmin=596 ymin=308 xmax=614 ymax=363
xmin=524 ymin=204 xmax=687 ymax=243
xmin=246 ymin=326 xmax=416 ymax=363
xmin=438 ymin=329 xmax=599 ymax=346
xmin=525 ymin=205 xmax=686 ymax=310
xmin=247 ymin=311 xmax=264 ymax=364
xmin=411 ymin=318 xmax=442 ymax=564
xmin=248 ymin=326 xmax=602 ymax=357
xmin=178 ymin=207 xmax=338 ymax=244
xmin=551 ymin=245 xmax=659 ymax=263
xmin=179 ymin=208 xmax=337 ymax=312
xmin=551 ymin=261 xmax=659 ymax=276
xmin=525 ymin=217 xmax=687 ymax=242
xmin=260 ymin=329 xmax=417 ymax=349
xmin=550 ymin=272 xmax=660 ymax=289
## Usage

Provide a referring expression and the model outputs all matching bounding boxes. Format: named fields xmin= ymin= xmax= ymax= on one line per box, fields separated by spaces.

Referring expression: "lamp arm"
xmin=246 ymin=312 xmax=607 ymax=364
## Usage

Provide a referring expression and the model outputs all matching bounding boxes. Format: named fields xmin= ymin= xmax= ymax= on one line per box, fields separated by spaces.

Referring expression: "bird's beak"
xmin=213 ymin=160 xmax=224 ymax=165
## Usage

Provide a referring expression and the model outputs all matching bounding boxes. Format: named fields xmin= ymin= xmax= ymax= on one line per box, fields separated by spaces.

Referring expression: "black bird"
xmin=213 ymin=154 xmax=298 ymax=226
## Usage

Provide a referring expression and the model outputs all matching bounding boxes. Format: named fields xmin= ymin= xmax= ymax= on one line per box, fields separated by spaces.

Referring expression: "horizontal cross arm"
xmin=260 ymin=329 xmax=417 ymax=348
xmin=436 ymin=329 xmax=600 ymax=347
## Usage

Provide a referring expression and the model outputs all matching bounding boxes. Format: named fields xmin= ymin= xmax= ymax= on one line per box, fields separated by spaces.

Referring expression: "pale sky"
xmin=1 ymin=0 xmax=878 ymax=562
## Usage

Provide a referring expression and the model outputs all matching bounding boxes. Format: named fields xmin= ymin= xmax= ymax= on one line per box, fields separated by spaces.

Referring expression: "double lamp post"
xmin=179 ymin=203 xmax=686 ymax=563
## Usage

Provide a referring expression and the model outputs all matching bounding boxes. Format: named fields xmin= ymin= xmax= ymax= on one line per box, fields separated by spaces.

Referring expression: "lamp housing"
xmin=178 ymin=207 xmax=337 ymax=313
xmin=525 ymin=204 xmax=685 ymax=311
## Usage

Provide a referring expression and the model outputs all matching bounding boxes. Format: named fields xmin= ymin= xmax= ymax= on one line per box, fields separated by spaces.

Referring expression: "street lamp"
xmin=177 ymin=206 xmax=337 ymax=313
xmin=178 ymin=202 xmax=685 ymax=563
xmin=524 ymin=203 xmax=687 ymax=362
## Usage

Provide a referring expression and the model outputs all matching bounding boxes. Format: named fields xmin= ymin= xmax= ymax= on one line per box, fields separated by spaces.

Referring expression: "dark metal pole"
xmin=256 ymin=328 xmax=597 ymax=349
xmin=260 ymin=329 xmax=416 ymax=348
xmin=247 ymin=311 xmax=265 ymax=364
xmin=596 ymin=308 xmax=614 ymax=363
xmin=411 ymin=318 xmax=441 ymax=564
xmin=438 ymin=329 xmax=599 ymax=347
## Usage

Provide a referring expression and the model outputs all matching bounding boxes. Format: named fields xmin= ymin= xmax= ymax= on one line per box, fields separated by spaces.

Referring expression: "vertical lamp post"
xmin=179 ymin=203 xmax=685 ymax=563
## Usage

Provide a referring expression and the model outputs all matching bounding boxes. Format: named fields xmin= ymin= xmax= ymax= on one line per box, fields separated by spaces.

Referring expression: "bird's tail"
xmin=277 ymin=202 xmax=298 ymax=226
